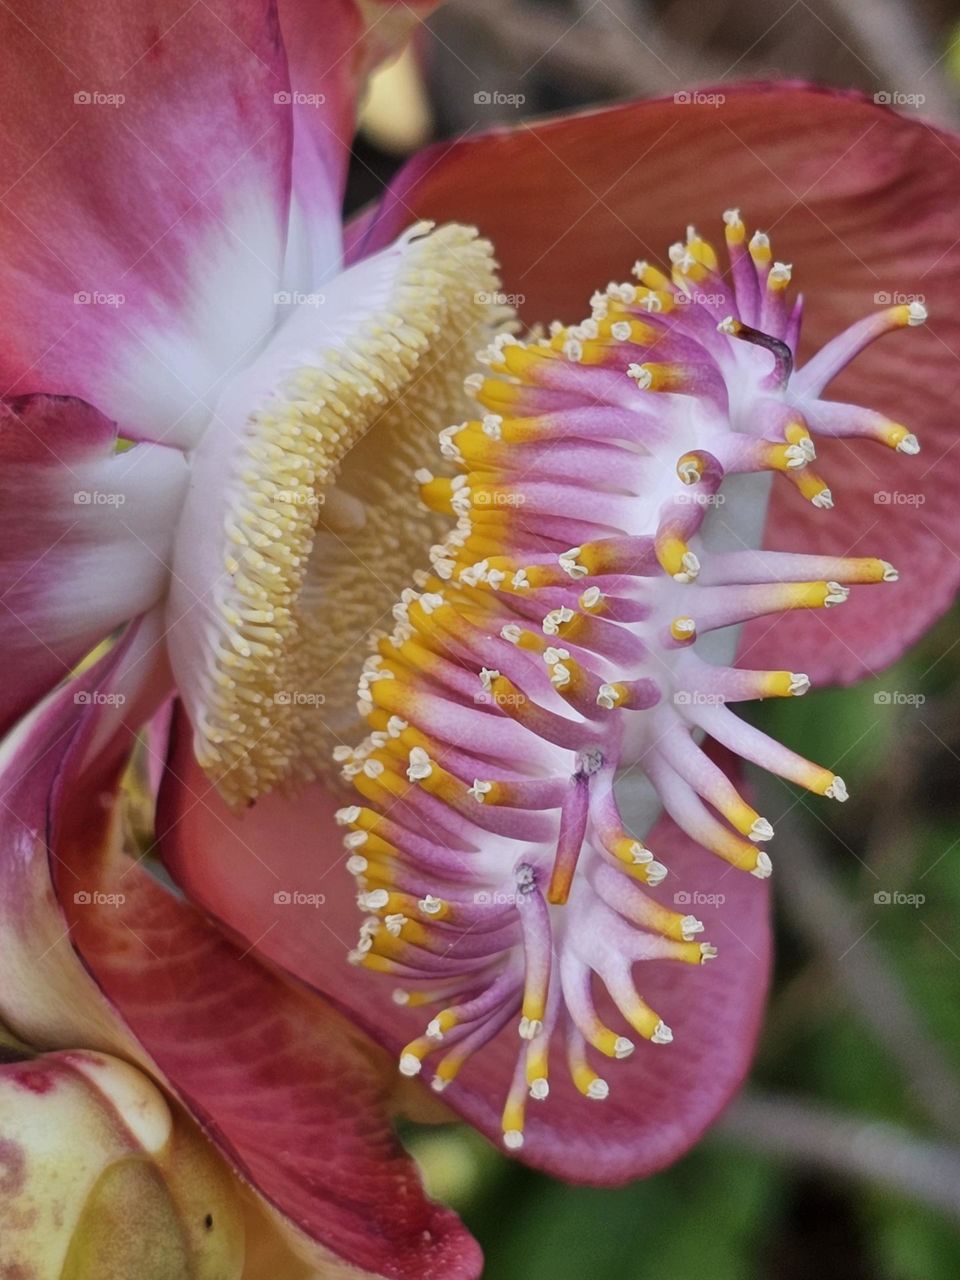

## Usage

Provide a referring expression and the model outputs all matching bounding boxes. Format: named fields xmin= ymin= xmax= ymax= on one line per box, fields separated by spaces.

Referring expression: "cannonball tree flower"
xmin=1 ymin=15 xmax=958 ymax=1273
xmin=156 ymin=86 xmax=960 ymax=1176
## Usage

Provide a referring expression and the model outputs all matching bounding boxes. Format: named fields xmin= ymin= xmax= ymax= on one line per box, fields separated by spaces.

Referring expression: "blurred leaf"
xmin=460 ymin=1143 xmax=783 ymax=1280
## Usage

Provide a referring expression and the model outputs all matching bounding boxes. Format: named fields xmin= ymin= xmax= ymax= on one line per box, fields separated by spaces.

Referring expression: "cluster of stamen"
xmin=190 ymin=224 xmax=510 ymax=806
xmin=335 ymin=211 xmax=923 ymax=1150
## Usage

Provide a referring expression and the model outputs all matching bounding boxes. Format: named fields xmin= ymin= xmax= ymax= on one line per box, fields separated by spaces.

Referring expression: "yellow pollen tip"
xmin=884 ymin=423 xmax=921 ymax=453
xmin=631 ymin=261 xmax=673 ymax=292
xmin=788 ymin=466 xmax=833 ymax=508
xmin=657 ymin=534 xmax=700 ymax=582
xmin=627 ymin=361 xmax=685 ymax=392
xmin=749 ymin=231 xmax=771 ymax=265
xmin=890 ymin=301 xmax=928 ymax=328
xmin=760 ymin=670 xmax=812 ymax=698
xmin=670 ymin=616 xmax=698 ymax=644
xmin=572 ymin=1064 xmax=609 ymax=1100
xmin=723 ymin=209 xmax=745 ymax=244
xmin=593 ymin=1027 xmax=635 ymax=1059
xmin=676 ymin=451 xmax=705 ymax=484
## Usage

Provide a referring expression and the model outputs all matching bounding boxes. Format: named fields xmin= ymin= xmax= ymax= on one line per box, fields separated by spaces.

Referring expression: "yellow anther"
xmin=677 ymin=450 xmax=705 ymax=484
xmin=656 ymin=534 xmax=699 ymax=582
xmin=592 ymin=1027 xmax=635 ymax=1059
xmin=473 ymin=378 xmax=526 ymax=413
xmin=767 ymin=261 xmax=792 ymax=293
xmin=723 ymin=796 xmax=773 ymax=837
xmin=398 ymin=1037 xmax=433 ymax=1077
xmin=631 ymin=261 xmax=673 ymax=292
xmin=628 ymin=361 xmax=687 ymax=392
xmin=618 ymin=995 xmax=666 ymax=1041
xmin=749 ymin=231 xmax=772 ymax=267
xmin=758 ymin=670 xmax=809 ymax=698
xmin=765 ymin=442 xmax=806 ymax=472
xmin=882 ymin=422 xmax=920 ymax=453
xmin=723 ymin=208 xmax=746 ymax=246
xmin=501 ymin=1093 xmax=527 ymax=1150
xmin=889 ymin=301 xmax=927 ymax=328
xmin=785 ymin=580 xmax=848 ymax=610
xmin=429 ymin=1008 xmax=461 ymax=1039
xmin=571 ymin=1061 xmax=609 ymax=1100
xmin=670 ymin=616 xmax=697 ymax=644
xmin=783 ymin=419 xmax=813 ymax=447
xmin=788 ymin=466 xmax=833 ymax=508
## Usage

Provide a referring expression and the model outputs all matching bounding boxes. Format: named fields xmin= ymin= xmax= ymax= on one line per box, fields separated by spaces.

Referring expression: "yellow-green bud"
xmin=0 ymin=1047 xmax=245 ymax=1278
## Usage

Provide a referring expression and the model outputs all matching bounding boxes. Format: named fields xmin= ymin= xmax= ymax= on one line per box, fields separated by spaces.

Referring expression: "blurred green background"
xmin=349 ymin=4 xmax=960 ymax=1275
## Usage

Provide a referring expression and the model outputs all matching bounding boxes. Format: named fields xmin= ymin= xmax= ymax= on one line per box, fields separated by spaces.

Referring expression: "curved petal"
xmin=349 ymin=83 xmax=960 ymax=683
xmin=278 ymin=0 xmax=441 ymax=292
xmin=0 ymin=0 xmax=294 ymax=445
xmin=0 ymin=630 xmax=481 ymax=1279
xmin=0 ymin=394 xmax=186 ymax=737
xmin=158 ymin=711 xmax=770 ymax=1184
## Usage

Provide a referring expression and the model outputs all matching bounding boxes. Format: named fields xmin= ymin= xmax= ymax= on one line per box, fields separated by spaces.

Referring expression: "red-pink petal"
xmin=349 ymin=83 xmax=960 ymax=683
xmin=0 ymin=395 xmax=185 ymax=736
xmin=158 ymin=711 xmax=770 ymax=1184
xmin=0 ymin=646 xmax=482 ymax=1279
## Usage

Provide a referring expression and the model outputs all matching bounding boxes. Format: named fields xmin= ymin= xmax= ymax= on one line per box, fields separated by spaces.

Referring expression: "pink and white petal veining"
xmin=0 ymin=0 xmax=295 ymax=446
xmin=0 ymin=395 xmax=187 ymax=737
xmin=348 ymin=82 xmax=960 ymax=683
xmin=277 ymin=0 xmax=442 ymax=292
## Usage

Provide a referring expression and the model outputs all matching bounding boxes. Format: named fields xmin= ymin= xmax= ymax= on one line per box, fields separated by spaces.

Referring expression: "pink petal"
xmin=0 ymin=1 xmax=295 ymax=443
xmin=158 ymin=711 xmax=770 ymax=1184
xmin=0 ymin=637 xmax=482 ymax=1279
xmin=350 ymin=83 xmax=960 ymax=682
xmin=276 ymin=0 xmax=441 ymax=288
xmin=0 ymin=395 xmax=185 ymax=736
xmin=1 ymin=2 xmax=443 ymax=447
